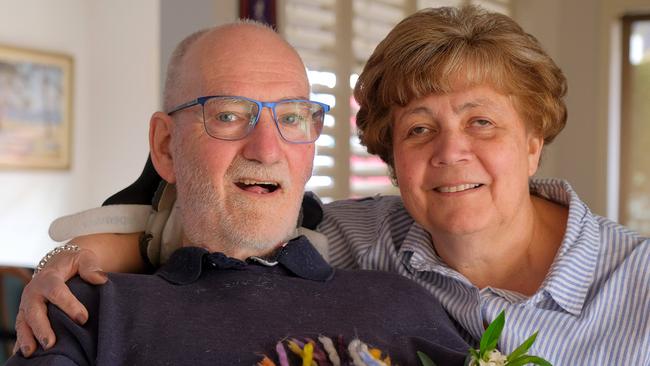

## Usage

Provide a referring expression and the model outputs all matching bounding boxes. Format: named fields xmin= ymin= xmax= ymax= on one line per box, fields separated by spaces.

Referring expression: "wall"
xmin=85 ymin=1 xmax=160 ymax=206
xmin=0 ymin=0 xmax=160 ymax=266
xmin=513 ymin=0 xmax=605 ymax=214
xmin=159 ymin=0 xmax=237 ymax=101
xmin=513 ymin=0 xmax=650 ymax=218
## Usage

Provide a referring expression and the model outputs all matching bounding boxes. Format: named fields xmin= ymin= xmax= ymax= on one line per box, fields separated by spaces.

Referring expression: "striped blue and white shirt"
xmin=320 ymin=178 xmax=650 ymax=365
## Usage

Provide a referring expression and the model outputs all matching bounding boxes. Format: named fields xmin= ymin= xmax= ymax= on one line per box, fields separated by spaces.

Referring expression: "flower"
xmin=258 ymin=335 xmax=394 ymax=366
xmin=472 ymin=349 xmax=508 ymax=366
xmin=418 ymin=311 xmax=552 ymax=366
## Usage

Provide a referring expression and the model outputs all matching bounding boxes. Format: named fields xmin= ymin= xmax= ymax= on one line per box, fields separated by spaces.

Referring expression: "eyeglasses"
xmin=166 ymin=96 xmax=330 ymax=144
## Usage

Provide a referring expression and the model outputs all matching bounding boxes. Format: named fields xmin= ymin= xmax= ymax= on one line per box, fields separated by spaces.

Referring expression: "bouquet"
xmin=257 ymin=311 xmax=551 ymax=366
xmin=418 ymin=311 xmax=552 ymax=366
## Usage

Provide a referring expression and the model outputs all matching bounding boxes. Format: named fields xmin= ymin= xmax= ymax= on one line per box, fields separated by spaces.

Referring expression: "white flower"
xmin=470 ymin=349 xmax=508 ymax=366
xmin=480 ymin=350 xmax=508 ymax=366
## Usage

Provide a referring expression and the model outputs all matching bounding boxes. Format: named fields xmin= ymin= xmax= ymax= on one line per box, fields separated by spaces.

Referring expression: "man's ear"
xmin=149 ymin=112 xmax=176 ymax=183
xmin=527 ymin=133 xmax=544 ymax=177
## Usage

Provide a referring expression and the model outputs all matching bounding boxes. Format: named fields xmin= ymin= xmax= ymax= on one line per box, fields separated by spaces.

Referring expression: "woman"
xmin=322 ymin=6 xmax=650 ymax=364
xmin=17 ymin=6 xmax=650 ymax=365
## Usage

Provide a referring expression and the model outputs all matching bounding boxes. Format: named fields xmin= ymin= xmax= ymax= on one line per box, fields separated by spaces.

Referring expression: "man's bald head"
xmin=162 ymin=21 xmax=308 ymax=112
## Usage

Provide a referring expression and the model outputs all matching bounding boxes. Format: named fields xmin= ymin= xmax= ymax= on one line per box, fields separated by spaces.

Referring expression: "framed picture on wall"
xmin=0 ymin=44 xmax=73 ymax=169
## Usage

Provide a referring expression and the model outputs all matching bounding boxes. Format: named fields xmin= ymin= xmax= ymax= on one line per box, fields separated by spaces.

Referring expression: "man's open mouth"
xmin=235 ymin=179 xmax=280 ymax=194
xmin=434 ymin=183 xmax=483 ymax=193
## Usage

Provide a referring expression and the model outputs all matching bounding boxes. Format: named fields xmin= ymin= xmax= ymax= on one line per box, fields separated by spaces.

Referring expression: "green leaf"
xmin=506 ymin=355 xmax=553 ymax=366
xmin=417 ymin=351 xmax=437 ymax=366
xmin=479 ymin=310 xmax=506 ymax=357
xmin=507 ymin=331 xmax=538 ymax=361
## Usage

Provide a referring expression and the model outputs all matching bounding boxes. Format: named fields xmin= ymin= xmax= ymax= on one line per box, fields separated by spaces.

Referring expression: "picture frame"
xmin=0 ymin=44 xmax=73 ymax=169
xmin=240 ymin=0 xmax=277 ymax=29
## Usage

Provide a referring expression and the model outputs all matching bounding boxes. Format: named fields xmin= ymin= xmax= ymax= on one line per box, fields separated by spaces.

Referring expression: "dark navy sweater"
xmin=8 ymin=237 xmax=469 ymax=365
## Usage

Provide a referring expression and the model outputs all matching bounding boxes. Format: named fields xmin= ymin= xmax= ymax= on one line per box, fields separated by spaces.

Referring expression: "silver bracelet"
xmin=33 ymin=243 xmax=81 ymax=277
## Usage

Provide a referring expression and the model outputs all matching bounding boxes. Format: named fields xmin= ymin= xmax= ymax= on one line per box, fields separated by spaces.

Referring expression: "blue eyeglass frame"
xmin=166 ymin=95 xmax=331 ymax=144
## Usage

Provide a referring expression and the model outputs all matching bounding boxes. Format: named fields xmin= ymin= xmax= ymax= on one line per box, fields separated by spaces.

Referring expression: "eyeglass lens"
xmin=202 ymin=97 xmax=324 ymax=142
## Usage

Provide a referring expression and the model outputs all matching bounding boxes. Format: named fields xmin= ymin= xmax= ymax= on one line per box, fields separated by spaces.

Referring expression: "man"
xmin=8 ymin=22 xmax=468 ymax=365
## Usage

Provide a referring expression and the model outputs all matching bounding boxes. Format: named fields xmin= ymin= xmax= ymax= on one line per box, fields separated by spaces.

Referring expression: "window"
xmin=279 ymin=0 xmax=510 ymax=201
xmin=620 ymin=14 xmax=650 ymax=235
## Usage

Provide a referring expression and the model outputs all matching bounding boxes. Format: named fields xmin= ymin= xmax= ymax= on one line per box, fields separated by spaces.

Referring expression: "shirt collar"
xmin=399 ymin=223 xmax=472 ymax=284
xmin=529 ymin=178 xmax=600 ymax=316
xmin=156 ymin=235 xmax=334 ymax=285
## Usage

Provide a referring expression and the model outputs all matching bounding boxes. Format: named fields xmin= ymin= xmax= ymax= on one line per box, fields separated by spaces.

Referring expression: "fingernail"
xmin=75 ymin=314 xmax=87 ymax=324
xmin=96 ymin=270 xmax=108 ymax=280
xmin=20 ymin=345 xmax=30 ymax=355
xmin=39 ymin=337 xmax=49 ymax=349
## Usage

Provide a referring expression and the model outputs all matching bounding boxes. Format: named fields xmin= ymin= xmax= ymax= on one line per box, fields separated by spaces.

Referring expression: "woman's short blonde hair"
xmin=354 ymin=5 xmax=567 ymax=178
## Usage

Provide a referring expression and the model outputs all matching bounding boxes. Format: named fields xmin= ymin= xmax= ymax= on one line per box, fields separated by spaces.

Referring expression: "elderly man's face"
xmin=161 ymin=26 xmax=313 ymax=258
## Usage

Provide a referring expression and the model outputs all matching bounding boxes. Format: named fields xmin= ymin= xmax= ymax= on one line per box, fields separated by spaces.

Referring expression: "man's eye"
xmin=471 ymin=119 xmax=493 ymax=127
xmin=280 ymin=113 xmax=305 ymax=126
xmin=216 ymin=112 xmax=239 ymax=123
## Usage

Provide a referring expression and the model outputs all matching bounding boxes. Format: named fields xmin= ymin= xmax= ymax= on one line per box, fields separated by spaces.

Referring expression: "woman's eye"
xmin=408 ymin=126 xmax=430 ymax=136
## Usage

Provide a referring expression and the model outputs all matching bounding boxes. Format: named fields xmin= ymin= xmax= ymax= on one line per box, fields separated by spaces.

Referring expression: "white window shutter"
xmin=279 ymin=0 xmax=509 ymax=201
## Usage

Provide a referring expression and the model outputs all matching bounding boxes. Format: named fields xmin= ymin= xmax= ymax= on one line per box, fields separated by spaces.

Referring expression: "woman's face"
xmin=392 ymin=85 xmax=544 ymax=238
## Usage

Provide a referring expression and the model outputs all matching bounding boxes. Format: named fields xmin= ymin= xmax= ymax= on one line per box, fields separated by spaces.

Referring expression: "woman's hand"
xmin=14 ymin=232 xmax=143 ymax=357
xmin=15 ymin=247 xmax=107 ymax=357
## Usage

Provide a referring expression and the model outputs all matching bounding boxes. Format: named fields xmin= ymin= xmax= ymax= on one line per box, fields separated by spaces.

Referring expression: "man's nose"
xmin=241 ymin=108 xmax=283 ymax=164
xmin=430 ymin=129 xmax=472 ymax=167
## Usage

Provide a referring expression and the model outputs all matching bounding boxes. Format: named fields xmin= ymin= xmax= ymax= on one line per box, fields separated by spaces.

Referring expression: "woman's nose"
xmin=430 ymin=130 xmax=472 ymax=167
